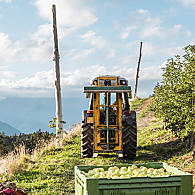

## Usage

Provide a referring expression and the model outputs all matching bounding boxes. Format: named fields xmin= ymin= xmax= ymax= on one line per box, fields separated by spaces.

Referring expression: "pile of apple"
xmin=81 ymin=165 xmax=173 ymax=179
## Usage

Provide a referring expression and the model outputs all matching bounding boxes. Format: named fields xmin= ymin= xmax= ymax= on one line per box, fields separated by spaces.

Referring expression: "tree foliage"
xmin=153 ymin=45 xmax=194 ymax=139
xmin=0 ymin=130 xmax=55 ymax=156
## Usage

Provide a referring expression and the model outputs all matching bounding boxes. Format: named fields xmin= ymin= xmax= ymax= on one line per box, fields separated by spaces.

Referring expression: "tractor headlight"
xmin=93 ymin=80 xmax=97 ymax=85
xmin=120 ymin=80 xmax=127 ymax=85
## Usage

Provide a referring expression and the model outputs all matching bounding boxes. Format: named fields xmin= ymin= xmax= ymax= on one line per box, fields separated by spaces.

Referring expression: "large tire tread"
xmin=122 ymin=118 xmax=137 ymax=160
xmin=81 ymin=124 xmax=93 ymax=158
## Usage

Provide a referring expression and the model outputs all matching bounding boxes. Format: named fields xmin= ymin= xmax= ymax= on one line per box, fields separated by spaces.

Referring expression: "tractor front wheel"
xmin=81 ymin=124 xmax=93 ymax=157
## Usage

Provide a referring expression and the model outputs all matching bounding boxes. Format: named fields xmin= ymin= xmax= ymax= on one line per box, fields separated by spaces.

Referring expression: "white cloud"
xmin=72 ymin=48 xmax=95 ymax=60
xmin=186 ymin=31 xmax=192 ymax=37
xmin=22 ymin=39 xmax=52 ymax=62
xmin=80 ymin=30 xmax=106 ymax=49
xmin=143 ymin=42 xmax=183 ymax=57
xmin=113 ymin=20 xmax=121 ymax=30
xmin=137 ymin=9 xmax=148 ymax=14
xmin=167 ymin=24 xmax=183 ymax=37
xmin=0 ymin=64 xmax=164 ymax=97
xmin=140 ymin=65 xmax=163 ymax=80
xmin=141 ymin=26 xmax=162 ymax=38
xmin=106 ymin=49 xmax=116 ymax=58
xmin=0 ymin=33 xmax=22 ymax=62
xmin=0 ymin=70 xmax=54 ymax=89
xmin=141 ymin=16 xmax=162 ymax=38
xmin=34 ymin=0 xmax=98 ymax=28
xmin=0 ymin=71 xmax=18 ymax=79
xmin=32 ymin=24 xmax=52 ymax=39
xmin=0 ymin=66 xmax=8 ymax=70
xmin=122 ymin=55 xmax=134 ymax=64
xmin=120 ymin=26 xmax=137 ymax=39
xmin=0 ymin=29 xmax=52 ymax=63
xmin=178 ymin=0 xmax=195 ymax=8
xmin=0 ymin=0 xmax=13 ymax=3
xmin=121 ymin=9 xmax=162 ymax=39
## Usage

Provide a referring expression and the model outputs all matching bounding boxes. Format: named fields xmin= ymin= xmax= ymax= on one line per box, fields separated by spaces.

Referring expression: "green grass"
xmin=130 ymin=97 xmax=148 ymax=110
xmin=0 ymin=98 xmax=194 ymax=194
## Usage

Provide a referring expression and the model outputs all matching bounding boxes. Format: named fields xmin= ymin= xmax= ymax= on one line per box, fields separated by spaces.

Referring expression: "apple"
xmin=120 ymin=167 xmax=128 ymax=172
xmin=108 ymin=167 xmax=115 ymax=172
xmin=115 ymin=169 xmax=121 ymax=175
xmin=131 ymin=165 xmax=138 ymax=170
xmin=120 ymin=170 xmax=127 ymax=175
xmin=140 ymin=167 xmax=148 ymax=173
xmin=82 ymin=166 xmax=171 ymax=179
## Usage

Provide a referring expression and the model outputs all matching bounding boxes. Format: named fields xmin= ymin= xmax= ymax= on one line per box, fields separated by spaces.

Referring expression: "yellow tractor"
xmin=81 ymin=75 xmax=137 ymax=159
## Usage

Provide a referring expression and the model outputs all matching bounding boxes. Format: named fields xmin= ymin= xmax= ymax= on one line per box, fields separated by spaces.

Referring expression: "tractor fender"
xmin=82 ymin=110 xmax=87 ymax=123
xmin=123 ymin=111 xmax=136 ymax=125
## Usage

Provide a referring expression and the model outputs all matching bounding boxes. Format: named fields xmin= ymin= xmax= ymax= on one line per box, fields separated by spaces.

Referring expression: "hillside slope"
xmin=0 ymin=121 xmax=20 ymax=136
xmin=0 ymin=98 xmax=194 ymax=194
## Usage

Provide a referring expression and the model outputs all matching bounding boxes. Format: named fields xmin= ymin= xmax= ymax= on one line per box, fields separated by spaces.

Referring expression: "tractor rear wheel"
xmin=122 ymin=116 xmax=137 ymax=160
xmin=81 ymin=124 xmax=93 ymax=157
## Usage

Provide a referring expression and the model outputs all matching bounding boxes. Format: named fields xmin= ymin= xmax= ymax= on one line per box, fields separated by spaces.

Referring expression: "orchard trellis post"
xmin=134 ymin=42 xmax=143 ymax=99
xmin=52 ymin=4 xmax=63 ymax=146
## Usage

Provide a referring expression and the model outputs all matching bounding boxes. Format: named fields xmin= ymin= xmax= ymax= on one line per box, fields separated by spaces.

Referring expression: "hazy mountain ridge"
xmin=0 ymin=121 xmax=20 ymax=136
xmin=0 ymin=97 xmax=88 ymax=134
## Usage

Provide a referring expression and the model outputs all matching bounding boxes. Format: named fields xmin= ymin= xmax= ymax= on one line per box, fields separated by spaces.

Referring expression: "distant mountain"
xmin=0 ymin=121 xmax=21 ymax=136
xmin=0 ymin=97 xmax=88 ymax=134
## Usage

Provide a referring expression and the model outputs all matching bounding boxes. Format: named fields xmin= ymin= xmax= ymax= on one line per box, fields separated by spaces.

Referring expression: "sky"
xmin=0 ymin=0 xmax=194 ymax=100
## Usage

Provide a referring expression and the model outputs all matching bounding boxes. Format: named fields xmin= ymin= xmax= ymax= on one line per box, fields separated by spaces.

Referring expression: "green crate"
xmin=75 ymin=162 xmax=193 ymax=195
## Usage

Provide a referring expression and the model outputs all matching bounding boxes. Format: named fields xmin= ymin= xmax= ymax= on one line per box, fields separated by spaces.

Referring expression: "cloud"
xmin=121 ymin=55 xmax=135 ymax=64
xmin=120 ymin=26 xmax=137 ymax=40
xmin=80 ymin=30 xmax=106 ymax=49
xmin=141 ymin=26 xmax=162 ymax=38
xmin=0 ymin=28 xmax=53 ymax=63
xmin=175 ymin=0 xmax=195 ymax=8
xmin=121 ymin=9 xmax=186 ymax=40
xmin=0 ymin=70 xmax=54 ymax=90
xmin=21 ymin=39 xmax=52 ymax=62
xmin=72 ymin=48 xmax=95 ymax=60
xmin=186 ymin=31 xmax=192 ymax=37
xmin=0 ymin=0 xmax=13 ymax=3
xmin=0 ymin=66 xmax=8 ymax=70
xmin=143 ymin=42 xmax=183 ymax=57
xmin=141 ymin=16 xmax=162 ymax=38
xmin=32 ymin=24 xmax=52 ymax=39
xmin=120 ymin=9 xmax=162 ymax=39
xmin=34 ymin=0 xmax=98 ymax=29
xmin=0 ymin=71 xmax=18 ymax=79
xmin=0 ymin=33 xmax=22 ymax=62
xmin=0 ymin=64 xmax=165 ymax=97
xmin=106 ymin=49 xmax=116 ymax=58
xmin=137 ymin=9 xmax=148 ymax=14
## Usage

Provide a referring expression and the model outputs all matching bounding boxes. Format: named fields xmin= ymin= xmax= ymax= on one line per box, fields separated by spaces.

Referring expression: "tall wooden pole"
xmin=52 ymin=4 xmax=63 ymax=146
xmin=134 ymin=42 xmax=143 ymax=99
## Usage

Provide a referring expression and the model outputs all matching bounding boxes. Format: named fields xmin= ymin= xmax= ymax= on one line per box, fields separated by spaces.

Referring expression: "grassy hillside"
xmin=0 ymin=98 xmax=194 ymax=194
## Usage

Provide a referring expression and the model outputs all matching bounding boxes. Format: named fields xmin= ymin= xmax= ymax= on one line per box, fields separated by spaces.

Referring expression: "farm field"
xmin=0 ymin=98 xmax=194 ymax=194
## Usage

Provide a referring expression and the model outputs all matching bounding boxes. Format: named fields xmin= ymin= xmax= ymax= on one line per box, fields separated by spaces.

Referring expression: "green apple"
xmin=120 ymin=167 xmax=128 ymax=172
xmin=115 ymin=169 xmax=121 ymax=175
xmin=131 ymin=165 xmax=138 ymax=170
xmin=108 ymin=167 xmax=115 ymax=172
xmin=120 ymin=170 xmax=127 ymax=175
xmin=94 ymin=172 xmax=101 ymax=178
xmin=140 ymin=167 xmax=148 ymax=173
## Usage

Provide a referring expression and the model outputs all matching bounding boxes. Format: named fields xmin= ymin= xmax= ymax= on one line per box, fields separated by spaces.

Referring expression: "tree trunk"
xmin=52 ymin=4 xmax=63 ymax=147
